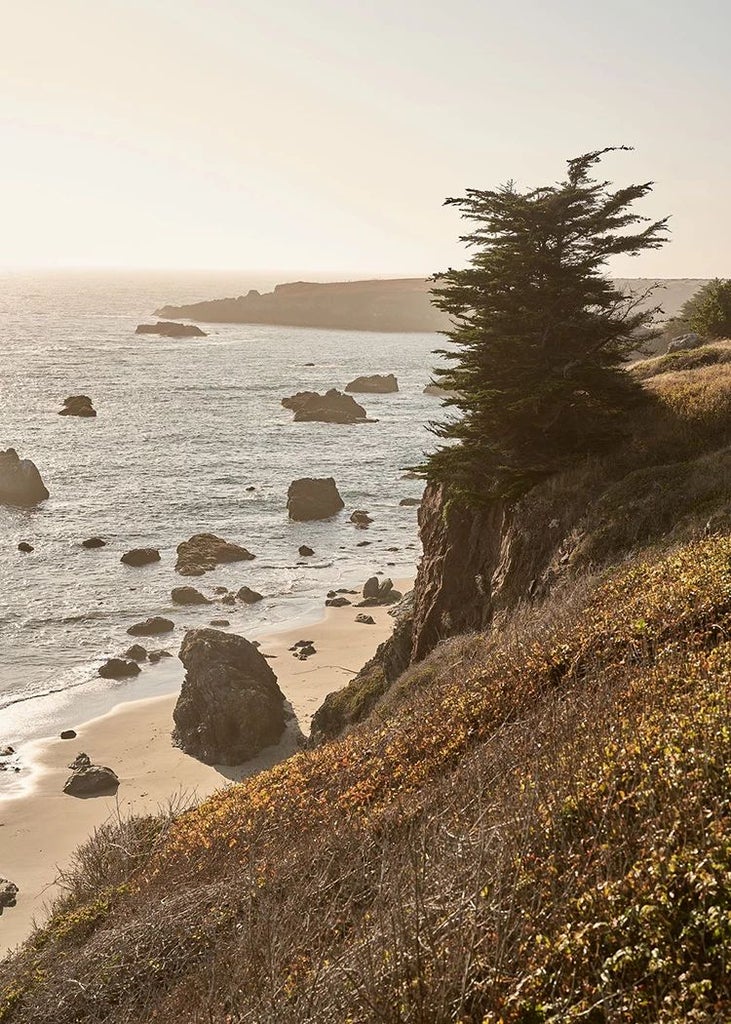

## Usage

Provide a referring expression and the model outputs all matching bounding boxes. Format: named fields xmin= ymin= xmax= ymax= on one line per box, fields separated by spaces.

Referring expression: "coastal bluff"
xmin=156 ymin=278 xmax=451 ymax=332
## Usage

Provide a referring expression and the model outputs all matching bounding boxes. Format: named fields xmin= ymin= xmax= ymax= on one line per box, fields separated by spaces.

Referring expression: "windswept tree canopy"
xmin=424 ymin=147 xmax=669 ymax=503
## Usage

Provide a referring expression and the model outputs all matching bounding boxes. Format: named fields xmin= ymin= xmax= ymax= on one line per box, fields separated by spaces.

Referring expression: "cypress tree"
xmin=425 ymin=147 xmax=669 ymax=503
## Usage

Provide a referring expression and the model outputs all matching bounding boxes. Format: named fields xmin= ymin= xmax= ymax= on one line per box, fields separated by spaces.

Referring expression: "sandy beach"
xmin=0 ymin=583 xmax=410 ymax=957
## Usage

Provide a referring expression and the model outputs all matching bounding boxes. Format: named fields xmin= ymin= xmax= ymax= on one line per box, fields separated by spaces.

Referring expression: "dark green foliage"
xmin=678 ymin=278 xmax=731 ymax=339
xmin=425 ymin=148 xmax=669 ymax=503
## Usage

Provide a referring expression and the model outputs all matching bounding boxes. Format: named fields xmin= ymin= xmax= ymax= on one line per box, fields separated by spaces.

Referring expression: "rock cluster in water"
xmin=176 ymin=533 xmax=255 ymax=576
xmin=345 ymin=373 xmax=398 ymax=393
xmin=282 ymin=389 xmax=370 ymax=423
xmin=59 ymin=395 xmax=96 ymax=417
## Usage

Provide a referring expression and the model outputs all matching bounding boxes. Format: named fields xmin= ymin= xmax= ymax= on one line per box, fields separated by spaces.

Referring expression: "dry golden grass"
xmin=3 ymin=536 xmax=731 ymax=1023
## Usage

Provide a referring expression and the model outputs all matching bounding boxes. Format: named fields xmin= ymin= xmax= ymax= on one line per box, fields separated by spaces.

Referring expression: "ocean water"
xmin=0 ymin=270 xmax=440 ymax=767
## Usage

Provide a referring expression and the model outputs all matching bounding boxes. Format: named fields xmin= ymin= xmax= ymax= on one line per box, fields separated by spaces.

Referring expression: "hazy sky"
xmin=2 ymin=0 xmax=729 ymax=276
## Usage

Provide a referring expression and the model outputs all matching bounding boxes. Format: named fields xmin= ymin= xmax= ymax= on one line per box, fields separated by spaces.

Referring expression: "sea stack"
xmin=173 ymin=628 xmax=286 ymax=765
xmin=287 ymin=478 xmax=344 ymax=521
xmin=0 ymin=449 xmax=49 ymax=506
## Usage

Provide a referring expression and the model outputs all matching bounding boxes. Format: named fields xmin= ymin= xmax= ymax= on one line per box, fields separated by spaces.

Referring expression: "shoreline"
xmin=0 ymin=578 xmax=412 ymax=958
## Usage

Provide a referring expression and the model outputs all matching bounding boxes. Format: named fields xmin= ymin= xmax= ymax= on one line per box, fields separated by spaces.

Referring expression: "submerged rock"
xmin=299 ymin=545 xmax=315 ymax=556
xmin=148 ymin=649 xmax=172 ymax=664
xmin=171 ymin=585 xmax=210 ymax=606
xmin=345 ymin=373 xmax=398 ymax=393
xmin=237 ymin=586 xmax=264 ymax=604
xmin=98 ymin=657 xmax=141 ymax=679
xmin=287 ymin=478 xmax=344 ymax=521
xmin=127 ymin=616 xmax=174 ymax=637
xmin=82 ymin=537 xmax=106 ymax=549
xmin=135 ymin=321 xmax=206 ymax=338
xmin=350 ymin=509 xmax=373 ymax=528
xmin=121 ymin=548 xmax=160 ymax=567
xmin=17 ymin=542 xmax=33 ymax=553
xmin=0 ymin=449 xmax=49 ymax=506
xmin=124 ymin=644 xmax=148 ymax=661
xmin=176 ymin=533 xmax=255 ymax=576
xmin=400 ymin=497 xmax=421 ymax=506
xmin=173 ymin=628 xmax=286 ymax=765
xmin=59 ymin=395 xmax=96 ymax=417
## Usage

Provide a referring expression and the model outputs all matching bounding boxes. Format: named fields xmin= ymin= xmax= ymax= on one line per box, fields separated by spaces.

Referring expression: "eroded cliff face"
xmin=410 ymin=480 xmax=577 ymax=660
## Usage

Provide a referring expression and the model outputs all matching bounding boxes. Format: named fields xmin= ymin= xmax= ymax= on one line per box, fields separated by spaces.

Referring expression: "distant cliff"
xmin=156 ymin=277 xmax=707 ymax=335
xmin=156 ymin=278 xmax=451 ymax=333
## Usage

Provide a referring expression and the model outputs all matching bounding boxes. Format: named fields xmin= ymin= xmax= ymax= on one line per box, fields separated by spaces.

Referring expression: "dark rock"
xmin=297 ymin=644 xmax=316 ymax=658
xmin=127 ymin=616 xmax=174 ymax=637
xmin=60 ymin=729 xmax=77 ymax=740
xmin=176 ymin=533 xmax=255 ymax=576
xmin=147 ymin=649 xmax=172 ymax=664
xmin=171 ymin=585 xmax=210 ymax=606
xmin=299 ymin=545 xmax=315 ymax=556
xmin=350 ymin=510 xmax=372 ymax=527
xmin=213 ymin=586 xmax=229 ymax=595
xmin=59 ymin=395 xmax=96 ymax=417
xmin=209 ymin=618 xmax=230 ymax=626
xmin=293 ymin=639 xmax=315 ymax=648
xmin=246 ymin=485 xmax=256 ymax=491
xmin=124 ymin=644 xmax=147 ymax=661
xmin=358 ymin=577 xmax=402 ymax=607
xmin=0 ymin=448 xmax=49 ymax=506
xmin=172 ymin=628 xmax=286 ymax=765
xmin=98 ymin=657 xmax=141 ymax=679
xmin=0 ymin=746 xmax=14 ymax=757
xmin=82 ymin=537 xmax=106 ymax=549
xmin=0 ymin=879 xmax=19 ymax=915
xmin=68 ymin=752 xmax=91 ymax=770
xmin=355 ymin=613 xmax=375 ymax=624
xmin=64 ymin=764 xmax=120 ymax=797
xmin=281 ymin=390 xmax=318 ymax=411
xmin=356 ymin=540 xmax=371 ymax=546
xmin=17 ymin=542 xmax=33 ymax=553
xmin=121 ymin=548 xmax=161 ymax=567
xmin=221 ymin=594 xmax=237 ymax=606
xmin=325 ymin=596 xmax=351 ymax=607
xmin=237 ymin=586 xmax=264 ymax=604
xmin=135 ymin=321 xmax=206 ymax=338
xmin=399 ymin=497 xmax=421 ymax=506
xmin=345 ymin=373 xmax=398 ymax=393
xmin=287 ymin=478 xmax=344 ymax=521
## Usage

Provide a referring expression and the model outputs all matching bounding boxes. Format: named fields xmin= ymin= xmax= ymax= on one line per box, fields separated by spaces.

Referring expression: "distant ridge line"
xmin=155 ymin=277 xmax=708 ymax=334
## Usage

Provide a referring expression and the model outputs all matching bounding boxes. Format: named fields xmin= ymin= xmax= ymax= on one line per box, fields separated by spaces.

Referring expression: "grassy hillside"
xmin=2 ymin=348 xmax=731 ymax=1023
